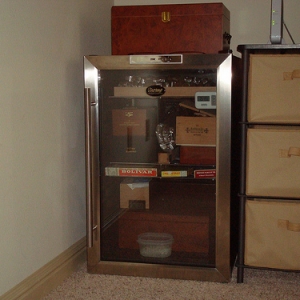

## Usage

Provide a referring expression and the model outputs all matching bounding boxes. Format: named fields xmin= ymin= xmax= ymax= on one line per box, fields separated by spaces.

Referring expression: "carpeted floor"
xmin=43 ymin=263 xmax=300 ymax=299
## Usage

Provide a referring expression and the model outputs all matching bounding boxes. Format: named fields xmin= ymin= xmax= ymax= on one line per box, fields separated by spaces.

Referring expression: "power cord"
xmin=283 ymin=20 xmax=295 ymax=44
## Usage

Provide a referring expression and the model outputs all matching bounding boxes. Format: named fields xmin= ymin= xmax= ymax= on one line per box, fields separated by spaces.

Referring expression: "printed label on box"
xmin=194 ymin=169 xmax=216 ymax=178
xmin=112 ymin=109 xmax=146 ymax=136
xmin=161 ymin=170 xmax=188 ymax=177
xmin=105 ymin=167 xmax=157 ymax=177
xmin=120 ymin=178 xmax=150 ymax=209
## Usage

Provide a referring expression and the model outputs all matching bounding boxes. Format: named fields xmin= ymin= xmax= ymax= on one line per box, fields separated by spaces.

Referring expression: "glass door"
xmin=84 ymin=54 xmax=234 ymax=281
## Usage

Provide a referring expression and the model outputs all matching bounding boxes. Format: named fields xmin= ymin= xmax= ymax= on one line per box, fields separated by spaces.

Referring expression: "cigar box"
xmin=111 ymin=3 xmax=230 ymax=55
xmin=176 ymin=116 xmax=216 ymax=146
xmin=180 ymin=146 xmax=216 ymax=165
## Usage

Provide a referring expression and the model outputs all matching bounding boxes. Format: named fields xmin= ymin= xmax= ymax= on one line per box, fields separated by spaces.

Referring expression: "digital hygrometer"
xmin=195 ymin=91 xmax=217 ymax=109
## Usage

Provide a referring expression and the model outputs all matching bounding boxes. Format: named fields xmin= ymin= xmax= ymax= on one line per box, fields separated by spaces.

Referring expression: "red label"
xmin=194 ymin=169 xmax=216 ymax=178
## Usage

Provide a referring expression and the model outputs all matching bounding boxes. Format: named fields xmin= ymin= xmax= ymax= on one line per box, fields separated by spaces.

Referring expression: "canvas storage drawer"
xmin=248 ymin=54 xmax=300 ymax=123
xmin=111 ymin=3 xmax=230 ymax=55
xmin=245 ymin=199 xmax=300 ymax=270
xmin=246 ymin=127 xmax=300 ymax=198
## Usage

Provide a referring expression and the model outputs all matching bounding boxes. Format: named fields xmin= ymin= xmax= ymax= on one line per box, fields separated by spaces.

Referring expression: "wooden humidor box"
xmin=118 ymin=180 xmax=215 ymax=254
xmin=111 ymin=3 xmax=230 ymax=55
xmin=176 ymin=116 xmax=216 ymax=146
xmin=118 ymin=211 xmax=210 ymax=254
xmin=180 ymin=146 xmax=216 ymax=165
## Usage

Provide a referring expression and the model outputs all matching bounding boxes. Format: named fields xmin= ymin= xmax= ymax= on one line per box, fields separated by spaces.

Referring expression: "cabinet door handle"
xmin=278 ymin=219 xmax=300 ymax=232
xmin=283 ymin=69 xmax=300 ymax=80
xmin=279 ymin=147 xmax=300 ymax=158
xmin=84 ymin=87 xmax=93 ymax=248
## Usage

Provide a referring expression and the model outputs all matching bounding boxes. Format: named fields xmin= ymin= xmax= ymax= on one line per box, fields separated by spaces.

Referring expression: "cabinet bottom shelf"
xmin=100 ymin=209 xmax=216 ymax=268
xmin=101 ymin=248 xmax=215 ymax=268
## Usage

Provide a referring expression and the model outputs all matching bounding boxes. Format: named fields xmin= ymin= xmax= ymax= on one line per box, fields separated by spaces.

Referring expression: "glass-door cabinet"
xmin=84 ymin=54 xmax=240 ymax=282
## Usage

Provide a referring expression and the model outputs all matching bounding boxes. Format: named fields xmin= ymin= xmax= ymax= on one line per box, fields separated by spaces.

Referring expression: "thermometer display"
xmin=195 ymin=92 xmax=216 ymax=109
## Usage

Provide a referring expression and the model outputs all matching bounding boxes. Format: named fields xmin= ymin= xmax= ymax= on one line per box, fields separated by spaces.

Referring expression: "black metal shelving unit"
xmin=236 ymin=44 xmax=300 ymax=283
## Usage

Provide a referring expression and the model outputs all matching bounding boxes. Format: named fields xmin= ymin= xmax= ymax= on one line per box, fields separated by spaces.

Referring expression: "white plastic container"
xmin=137 ymin=232 xmax=174 ymax=258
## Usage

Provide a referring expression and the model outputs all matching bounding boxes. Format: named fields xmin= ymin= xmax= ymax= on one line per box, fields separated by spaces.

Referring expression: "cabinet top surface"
xmin=237 ymin=44 xmax=300 ymax=53
xmin=112 ymin=3 xmax=229 ymax=17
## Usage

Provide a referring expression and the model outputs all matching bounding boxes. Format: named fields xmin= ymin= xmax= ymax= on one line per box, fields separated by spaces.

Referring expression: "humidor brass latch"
xmin=162 ymin=11 xmax=170 ymax=23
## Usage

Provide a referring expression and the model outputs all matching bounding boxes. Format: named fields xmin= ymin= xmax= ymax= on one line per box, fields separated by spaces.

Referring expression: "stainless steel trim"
xmin=85 ymin=87 xmax=93 ymax=248
xmin=215 ymin=55 xmax=232 ymax=277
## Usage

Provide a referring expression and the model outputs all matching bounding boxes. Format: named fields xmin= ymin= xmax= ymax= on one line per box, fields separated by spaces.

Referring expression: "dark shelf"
xmin=238 ymin=44 xmax=300 ymax=52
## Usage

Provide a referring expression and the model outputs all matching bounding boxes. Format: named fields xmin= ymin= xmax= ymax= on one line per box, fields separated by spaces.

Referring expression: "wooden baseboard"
xmin=1 ymin=237 xmax=86 ymax=300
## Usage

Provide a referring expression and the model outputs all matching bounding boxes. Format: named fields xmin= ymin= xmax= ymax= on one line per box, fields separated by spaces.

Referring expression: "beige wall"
xmin=0 ymin=0 xmax=112 ymax=296
xmin=113 ymin=0 xmax=300 ymax=56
